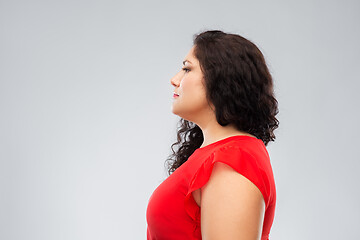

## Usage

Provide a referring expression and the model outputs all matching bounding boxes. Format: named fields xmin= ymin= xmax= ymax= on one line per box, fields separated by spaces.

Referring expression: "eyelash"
xmin=182 ymin=67 xmax=190 ymax=72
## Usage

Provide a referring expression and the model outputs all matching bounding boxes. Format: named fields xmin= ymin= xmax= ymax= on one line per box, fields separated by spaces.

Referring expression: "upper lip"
xmin=173 ymin=92 xmax=179 ymax=96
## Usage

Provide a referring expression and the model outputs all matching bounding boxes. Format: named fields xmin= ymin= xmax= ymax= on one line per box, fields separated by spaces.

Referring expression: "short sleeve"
xmin=184 ymin=145 xmax=270 ymax=222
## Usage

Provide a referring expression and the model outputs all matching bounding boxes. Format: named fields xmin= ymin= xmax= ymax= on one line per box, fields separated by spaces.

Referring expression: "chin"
xmin=171 ymin=107 xmax=184 ymax=119
xmin=171 ymin=106 xmax=179 ymax=115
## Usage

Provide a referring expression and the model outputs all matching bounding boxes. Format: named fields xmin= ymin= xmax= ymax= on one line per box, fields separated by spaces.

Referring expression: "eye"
xmin=182 ymin=67 xmax=190 ymax=73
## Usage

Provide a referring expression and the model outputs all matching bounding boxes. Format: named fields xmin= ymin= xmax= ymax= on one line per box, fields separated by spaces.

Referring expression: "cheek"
xmin=181 ymin=76 xmax=205 ymax=94
xmin=182 ymin=83 xmax=207 ymax=105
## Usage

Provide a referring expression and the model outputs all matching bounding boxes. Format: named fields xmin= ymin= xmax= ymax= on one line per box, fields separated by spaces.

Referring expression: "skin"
xmin=170 ymin=46 xmax=266 ymax=239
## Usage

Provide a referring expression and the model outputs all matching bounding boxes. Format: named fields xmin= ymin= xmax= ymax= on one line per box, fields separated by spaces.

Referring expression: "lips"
xmin=173 ymin=92 xmax=179 ymax=98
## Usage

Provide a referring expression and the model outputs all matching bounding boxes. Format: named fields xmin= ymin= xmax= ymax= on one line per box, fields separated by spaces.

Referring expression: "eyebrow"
xmin=183 ymin=60 xmax=192 ymax=65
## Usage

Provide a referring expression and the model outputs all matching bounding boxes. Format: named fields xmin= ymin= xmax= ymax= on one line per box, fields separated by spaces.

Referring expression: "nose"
xmin=170 ymin=70 xmax=183 ymax=87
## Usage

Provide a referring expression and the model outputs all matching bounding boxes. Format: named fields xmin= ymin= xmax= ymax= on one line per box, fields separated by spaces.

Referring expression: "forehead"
xmin=184 ymin=46 xmax=198 ymax=64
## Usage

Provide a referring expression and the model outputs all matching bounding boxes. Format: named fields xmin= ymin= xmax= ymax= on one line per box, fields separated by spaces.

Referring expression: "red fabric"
xmin=146 ymin=135 xmax=276 ymax=240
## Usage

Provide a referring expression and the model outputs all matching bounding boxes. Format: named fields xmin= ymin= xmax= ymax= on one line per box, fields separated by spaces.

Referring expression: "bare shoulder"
xmin=200 ymin=162 xmax=265 ymax=240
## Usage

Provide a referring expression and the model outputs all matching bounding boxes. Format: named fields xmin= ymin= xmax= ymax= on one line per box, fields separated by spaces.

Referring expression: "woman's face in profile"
xmin=170 ymin=46 xmax=212 ymax=121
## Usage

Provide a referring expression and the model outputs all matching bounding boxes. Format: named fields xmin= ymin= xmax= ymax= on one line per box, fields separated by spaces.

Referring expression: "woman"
xmin=146 ymin=30 xmax=279 ymax=240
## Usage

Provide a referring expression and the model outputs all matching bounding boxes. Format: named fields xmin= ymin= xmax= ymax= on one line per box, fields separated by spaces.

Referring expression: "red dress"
xmin=146 ymin=135 xmax=276 ymax=239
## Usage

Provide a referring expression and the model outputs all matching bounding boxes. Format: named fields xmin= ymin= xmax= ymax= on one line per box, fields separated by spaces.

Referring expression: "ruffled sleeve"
xmin=184 ymin=145 xmax=271 ymax=222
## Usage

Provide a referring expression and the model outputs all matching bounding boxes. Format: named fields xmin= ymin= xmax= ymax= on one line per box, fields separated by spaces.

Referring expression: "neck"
xmin=195 ymin=115 xmax=255 ymax=149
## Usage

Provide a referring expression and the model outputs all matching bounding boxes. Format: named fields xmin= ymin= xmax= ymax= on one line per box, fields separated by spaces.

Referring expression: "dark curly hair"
xmin=165 ymin=30 xmax=279 ymax=176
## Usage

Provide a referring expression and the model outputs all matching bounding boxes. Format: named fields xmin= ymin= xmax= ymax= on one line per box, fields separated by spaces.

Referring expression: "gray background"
xmin=1 ymin=0 xmax=359 ymax=239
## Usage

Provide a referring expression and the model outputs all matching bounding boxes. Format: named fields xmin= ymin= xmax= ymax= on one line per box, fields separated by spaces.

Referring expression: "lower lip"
xmin=173 ymin=94 xmax=179 ymax=98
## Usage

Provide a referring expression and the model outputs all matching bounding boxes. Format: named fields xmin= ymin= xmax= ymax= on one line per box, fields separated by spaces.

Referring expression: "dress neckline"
xmin=196 ymin=135 xmax=260 ymax=151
